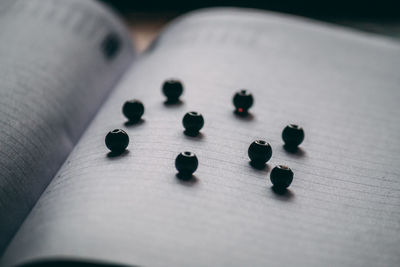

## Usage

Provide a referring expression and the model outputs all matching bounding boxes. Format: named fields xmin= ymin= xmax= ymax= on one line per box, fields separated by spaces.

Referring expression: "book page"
xmin=0 ymin=0 xmax=134 ymax=255
xmin=2 ymin=8 xmax=400 ymax=267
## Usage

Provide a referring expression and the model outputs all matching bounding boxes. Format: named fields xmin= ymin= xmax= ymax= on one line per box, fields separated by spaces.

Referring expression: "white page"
xmin=0 ymin=0 xmax=134 ymax=255
xmin=2 ymin=8 xmax=400 ymax=267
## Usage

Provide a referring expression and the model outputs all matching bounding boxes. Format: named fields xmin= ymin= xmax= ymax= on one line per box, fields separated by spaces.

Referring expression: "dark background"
xmin=101 ymin=0 xmax=399 ymax=18
xmin=99 ymin=0 xmax=400 ymax=51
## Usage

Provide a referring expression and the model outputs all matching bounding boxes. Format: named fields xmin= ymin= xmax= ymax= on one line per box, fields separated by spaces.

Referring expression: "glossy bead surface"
xmin=175 ymin=151 xmax=198 ymax=177
xmin=105 ymin=129 xmax=129 ymax=153
xmin=270 ymin=165 xmax=294 ymax=189
xmin=282 ymin=124 xmax=304 ymax=148
xmin=182 ymin=111 xmax=204 ymax=136
xmin=122 ymin=99 xmax=144 ymax=122
xmin=248 ymin=140 xmax=272 ymax=165
xmin=233 ymin=89 xmax=254 ymax=115
xmin=162 ymin=79 xmax=183 ymax=102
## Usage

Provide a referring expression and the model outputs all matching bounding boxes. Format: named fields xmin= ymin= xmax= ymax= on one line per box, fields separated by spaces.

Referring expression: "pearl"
xmin=175 ymin=151 xmax=198 ymax=178
xmin=122 ymin=99 xmax=144 ymax=122
xmin=270 ymin=165 xmax=294 ymax=189
xmin=282 ymin=124 xmax=304 ymax=148
xmin=248 ymin=140 xmax=272 ymax=166
xmin=182 ymin=111 xmax=204 ymax=136
xmin=233 ymin=89 xmax=254 ymax=115
xmin=105 ymin=129 xmax=129 ymax=154
xmin=162 ymin=79 xmax=183 ymax=103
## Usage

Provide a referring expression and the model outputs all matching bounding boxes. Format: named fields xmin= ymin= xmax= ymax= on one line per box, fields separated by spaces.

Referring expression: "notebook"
xmin=0 ymin=0 xmax=399 ymax=266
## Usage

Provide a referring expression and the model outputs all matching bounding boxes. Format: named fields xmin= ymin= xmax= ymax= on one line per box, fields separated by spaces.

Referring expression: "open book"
xmin=1 ymin=0 xmax=399 ymax=266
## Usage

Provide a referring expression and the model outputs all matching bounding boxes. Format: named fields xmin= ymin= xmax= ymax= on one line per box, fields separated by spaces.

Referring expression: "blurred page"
xmin=0 ymin=0 xmax=134 ymax=254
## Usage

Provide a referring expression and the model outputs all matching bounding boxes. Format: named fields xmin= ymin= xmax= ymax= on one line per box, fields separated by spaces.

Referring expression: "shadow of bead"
xmin=124 ymin=118 xmax=145 ymax=127
xmin=163 ymin=99 xmax=184 ymax=107
xmin=106 ymin=149 xmax=129 ymax=158
xmin=176 ymin=173 xmax=198 ymax=185
xmin=233 ymin=110 xmax=254 ymax=121
xmin=184 ymin=131 xmax=204 ymax=141
xmin=249 ymin=160 xmax=268 ymax=170
xmin=283 ymin=144 xmax=306 ymax=157
xmin=184 ymin=129 xmax=202 ymax=137
xmin=270 ymin=186 xmax=294 ymax=201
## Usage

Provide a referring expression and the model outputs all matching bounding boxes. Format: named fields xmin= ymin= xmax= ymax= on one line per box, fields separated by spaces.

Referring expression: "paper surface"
xmin=0 ymin=0 xmax=134 ymax=255
xmin=2 ymin=8 xmax=400 ymax=267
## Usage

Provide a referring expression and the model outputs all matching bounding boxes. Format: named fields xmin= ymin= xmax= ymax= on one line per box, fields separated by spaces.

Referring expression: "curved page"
xmin=2 ymin=8 xmax=400 ymax=267
xmin=0 ymin=0 xmax=134 ymax=254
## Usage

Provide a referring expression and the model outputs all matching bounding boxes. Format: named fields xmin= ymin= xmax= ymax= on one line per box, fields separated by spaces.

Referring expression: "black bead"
xmin=282 ymin=124 xmax=304 ymax=148
xmin=182 ymin=111 xmax=204 ymax=136
xmin=162 ymin=79 xmax=183 ymax=102
xmin=105 ymin=129 xmax=129 ymax=154
xmin=270 ymin=165 xmax=294 ymax=189
xmin=248 ymin=140 xmax=272 ymax=166
xmin=175 ymin=151 xmax=198 ymax=178
xmin=233 ymin=89 xmax=254 ymax=115
xmin=122 ymin=99 xmax=144 ymax=122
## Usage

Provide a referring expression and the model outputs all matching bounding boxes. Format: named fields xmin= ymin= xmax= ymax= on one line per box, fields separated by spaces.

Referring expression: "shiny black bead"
xmin=182 ymin=111 xmax=204 ymax=136
xmin=175 ymin=151 xmax=198 ymax=178
xmin=248 ymin=140 xmax=272 ymax=166
xmin=282 ymin=124 xmax=304 ymax=148
xmin=233 ymin=89 xmax=254 ymax=115
xmin=105 ymin=129 xmax=129 ymax=153
xmin=162 ymin=79 xmax=183 ymax=102
xmin=270 ymin=165 xmax=294 ymax=189
xmin=122 ymin=99 xmax=144 ymax=122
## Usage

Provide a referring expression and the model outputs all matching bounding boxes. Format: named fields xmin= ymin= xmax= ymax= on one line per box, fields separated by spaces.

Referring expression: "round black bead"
xmin=182 ymin=111 xmax=204 ymax=136
xmin=270 ymin=165 xmax=294 ymax=189
xmin=105 ymin=129 xmax=129 ymax=153
xmin=122 ymin=99 xmax=144 ymax=122
xmin=162 ymin=79 xmax=183 ymax=102
xmin=282 ymin=124 xmax=304 ymax=148
xmin=175 ymin=151 xmax=198 ymax=178
xmin=233 ymin=89 xmax=254 ymax=115
xmin=248 ymin=140 xmax=272 ymax=166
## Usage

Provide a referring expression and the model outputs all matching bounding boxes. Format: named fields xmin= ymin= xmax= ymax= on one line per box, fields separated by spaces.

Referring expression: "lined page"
xmin=0 ymin=0 xmax=134 ymax=255
xmin=2 ymin=8 xmax=400 ymax=267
